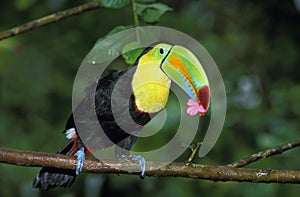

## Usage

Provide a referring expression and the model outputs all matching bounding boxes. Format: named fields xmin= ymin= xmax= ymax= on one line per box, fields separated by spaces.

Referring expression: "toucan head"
xmin=132 ymin=43 xmax=210 ymax=116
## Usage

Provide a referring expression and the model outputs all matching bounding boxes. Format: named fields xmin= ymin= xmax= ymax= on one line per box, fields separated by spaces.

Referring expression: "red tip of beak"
xmin=186 ymin=85 xmax=210 ymax=116
xmin=198 ymin=85 xmax=210 ymax=111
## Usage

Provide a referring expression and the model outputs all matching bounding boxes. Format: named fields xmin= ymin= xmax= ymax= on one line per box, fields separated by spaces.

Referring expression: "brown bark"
xmin=0 ymin=2 xmax=101 ymax=41
xmin=227 ymin=138 xmax=300 ymax=168
xmin=1 ymin=147 xmax=300 ymax=184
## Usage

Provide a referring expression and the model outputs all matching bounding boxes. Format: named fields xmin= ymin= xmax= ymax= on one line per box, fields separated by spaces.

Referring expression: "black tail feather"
xmin=33 ymin=167 xmax=76 ymax=190
xmin=33 ymin=141 xmax=77 ymax=190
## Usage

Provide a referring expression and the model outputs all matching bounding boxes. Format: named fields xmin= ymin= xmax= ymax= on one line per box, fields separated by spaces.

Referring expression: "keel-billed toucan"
xmin=33 ymin=43 xmax=210 ymax=190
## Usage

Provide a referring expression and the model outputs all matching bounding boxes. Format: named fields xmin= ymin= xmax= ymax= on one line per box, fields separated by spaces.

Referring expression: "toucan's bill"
xmin=132 ymin=43 xmax=210 ymax=116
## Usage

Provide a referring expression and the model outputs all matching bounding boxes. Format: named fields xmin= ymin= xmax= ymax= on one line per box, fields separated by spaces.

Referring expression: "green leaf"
xmin=135 ymin=3 xmax=147 ymax=15
xmin=93 ymin=25 xmax=133 ymax=47
xmin=122 ymin=41 xmax=145 ymax=65
xmin=90 ymin=25 xmax=135 ymax=63
xmin=94 ymin=0 xmax=131 ymax=8
xmin=136 ymin=3 xmax=172 ymax=23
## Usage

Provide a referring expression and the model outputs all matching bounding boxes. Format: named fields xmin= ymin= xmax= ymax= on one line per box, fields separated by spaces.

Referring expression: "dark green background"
xmin=1 ymin=0 xmax=300 ymax=196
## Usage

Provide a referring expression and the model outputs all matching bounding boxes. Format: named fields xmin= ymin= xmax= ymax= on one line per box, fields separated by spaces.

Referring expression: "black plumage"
xmin=32 ymin=141 xmax=77 ymax=190
xmin=33 ymin=64 xmax=152 ymax=190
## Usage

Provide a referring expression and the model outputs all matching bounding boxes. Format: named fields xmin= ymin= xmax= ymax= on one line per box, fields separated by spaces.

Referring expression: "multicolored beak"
xmin=160 ymin=45 xmax=210 ymax=116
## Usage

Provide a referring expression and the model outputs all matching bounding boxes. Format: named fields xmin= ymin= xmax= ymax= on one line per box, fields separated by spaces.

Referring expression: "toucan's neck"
xmin=131 ymin=52 xmax=171 ymax=113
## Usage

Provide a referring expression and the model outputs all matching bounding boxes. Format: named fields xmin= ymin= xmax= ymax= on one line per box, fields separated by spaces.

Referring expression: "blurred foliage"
xmin=94 ymin=0 xmax=131 ymax=9
xmin=135 ymin=2 xmax=172 ymax=23
xmin=1 ymin=0 xmax=300 ymax=196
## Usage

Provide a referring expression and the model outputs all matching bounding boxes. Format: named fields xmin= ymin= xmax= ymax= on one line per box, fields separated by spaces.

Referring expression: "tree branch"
xmin=227 ymin=138 xmax=300 ymax=168
xmin=0 ymin=2 xmax=101 ymax=41
xmin=1 ymin=147 xmax=300 ymax=184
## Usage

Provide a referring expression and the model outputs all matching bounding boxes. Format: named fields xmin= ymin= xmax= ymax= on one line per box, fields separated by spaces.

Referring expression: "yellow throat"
xmin=132 ymin=44 xmax=172 ymax=113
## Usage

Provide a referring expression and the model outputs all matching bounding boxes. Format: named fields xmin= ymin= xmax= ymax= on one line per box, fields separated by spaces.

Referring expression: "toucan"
xmin=32 ymin=43 xmax=210 ymax=190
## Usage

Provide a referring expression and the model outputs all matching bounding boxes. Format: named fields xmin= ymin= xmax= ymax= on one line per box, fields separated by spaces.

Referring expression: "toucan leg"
xmin=75 ymin=148 xmax=85 ymax=175
xmin=131 ymin=155 xmax=146 ymax=177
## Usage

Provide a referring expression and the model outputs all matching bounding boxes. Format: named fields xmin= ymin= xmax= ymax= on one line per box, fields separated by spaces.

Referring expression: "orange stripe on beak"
xmin=168 ymin=56 xmax=193 ymax=83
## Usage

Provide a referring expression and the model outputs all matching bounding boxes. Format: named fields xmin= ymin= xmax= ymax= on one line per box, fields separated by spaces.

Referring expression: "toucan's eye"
xmin=159 ymin=47 xmax=165 ymax=55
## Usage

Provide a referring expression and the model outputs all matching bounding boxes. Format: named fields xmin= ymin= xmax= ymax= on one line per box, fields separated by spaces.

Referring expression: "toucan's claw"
xmin=75 ymin=148 xmax=85 ymax=175
xmin=131 ymin=155 xmax=146 ymax=178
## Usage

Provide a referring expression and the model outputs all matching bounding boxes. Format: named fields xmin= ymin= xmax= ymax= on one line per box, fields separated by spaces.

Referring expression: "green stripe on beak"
xmin=161 ymin=45 xmax=210 ymax=116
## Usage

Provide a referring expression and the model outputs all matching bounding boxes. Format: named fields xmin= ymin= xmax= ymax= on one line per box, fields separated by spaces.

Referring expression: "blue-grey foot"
xmin=131 ymin=155 xmax=146 ymax=177
xmin=75 ymin=148 xmax=85 ymax=175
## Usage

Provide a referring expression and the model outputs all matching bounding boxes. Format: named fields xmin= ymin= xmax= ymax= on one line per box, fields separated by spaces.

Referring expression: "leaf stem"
xmin=131 ymin=0 xmax=140 ymax=27
xmin=131 ymin=0 xmax=140 ymax=42
xmin=187 ymin=141 xmax=202 ymax=162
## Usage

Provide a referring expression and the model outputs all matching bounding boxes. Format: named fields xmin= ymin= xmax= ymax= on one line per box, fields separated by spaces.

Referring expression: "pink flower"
xmin=186 ymin=99 xmax=206 ymax=116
